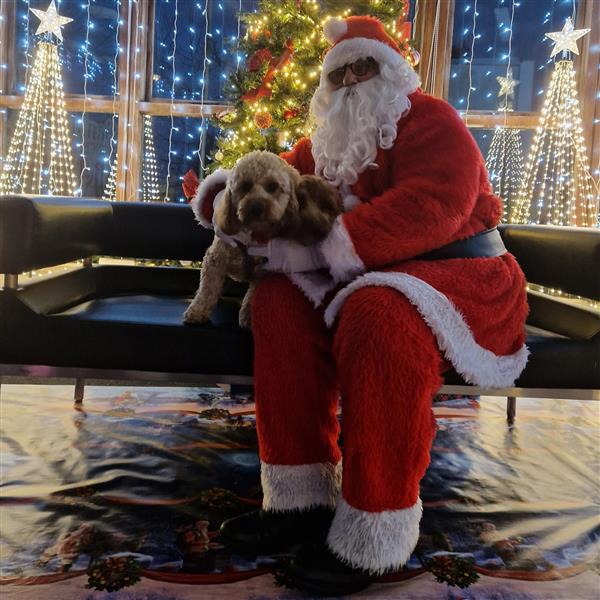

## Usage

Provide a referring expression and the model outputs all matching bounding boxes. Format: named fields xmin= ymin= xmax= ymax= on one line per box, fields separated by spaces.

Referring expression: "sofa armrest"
xmin=499 ymin=224 xmax=600 ymax=301
xmin=0 ymin=195 xmax=112 ymax=274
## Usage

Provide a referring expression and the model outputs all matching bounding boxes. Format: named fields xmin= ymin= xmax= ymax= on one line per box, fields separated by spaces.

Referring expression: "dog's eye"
xmin=264 ymin=180 xmax=279 ymax=194
xmin=238 ymin=180 xmax=253 ymax=194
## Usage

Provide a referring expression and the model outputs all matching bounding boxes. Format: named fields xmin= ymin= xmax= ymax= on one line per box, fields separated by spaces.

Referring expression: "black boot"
xmin=219 ymin=507 xmax=334 ymax=556
xmin=288 ymin=542 xmax=375 ymax=596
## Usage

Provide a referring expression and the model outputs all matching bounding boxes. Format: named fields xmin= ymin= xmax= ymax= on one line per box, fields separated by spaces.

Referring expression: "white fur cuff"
xmin=190 ymin=168 xmax=230 ymax=228
xmin=327 ymin=497 xmax=423 ymax=575
xmin=261 ymin=461 xmax=342 ymax=512
xmin=319 ymin=216 xmax=365 ymax=283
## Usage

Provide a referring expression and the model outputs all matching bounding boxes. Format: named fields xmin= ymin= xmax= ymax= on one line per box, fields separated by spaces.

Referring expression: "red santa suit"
xmin=191 ymin=16 xmax=528 ymax=575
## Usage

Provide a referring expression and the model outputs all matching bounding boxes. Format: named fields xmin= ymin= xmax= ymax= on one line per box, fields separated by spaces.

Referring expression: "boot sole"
xmin=219 ymin=532 xmax=299 ymax=557
xmin=288 ymin=564 xmax=373 ymax=596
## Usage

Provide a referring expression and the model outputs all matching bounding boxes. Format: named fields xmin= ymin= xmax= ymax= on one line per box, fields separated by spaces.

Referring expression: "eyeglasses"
xmin=327 ymin=57 xmax=379 ymax=86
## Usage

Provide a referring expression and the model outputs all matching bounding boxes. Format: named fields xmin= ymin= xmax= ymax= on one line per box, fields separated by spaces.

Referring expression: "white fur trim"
xmin=342 ymin=195 xmax=361 ymax=211
xmin=190 ymin=169 xmax=230 ymax=229
xmin=323 ymin=18 xmax=347 ymax=44
xmin=288 ymin=272 xmax=338 ymax=308
xmin=324 ymin=272 xmax=529 ymax=388
xmin=327 ymin=497 xmax=422 ymax=575
xmin=261 ymin=461 xmax=342 ymax=512
xmin=319 ymin=216 xmax=365 ymax=283
xmin=322 ymin=38 xmax=417 ymax=89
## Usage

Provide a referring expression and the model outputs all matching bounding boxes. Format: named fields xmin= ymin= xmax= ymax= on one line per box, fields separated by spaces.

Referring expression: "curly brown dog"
xmin=184 ymin=151 xmax=340 ymax=329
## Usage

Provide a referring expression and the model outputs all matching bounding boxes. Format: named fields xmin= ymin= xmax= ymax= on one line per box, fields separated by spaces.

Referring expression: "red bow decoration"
xmin=241 ymin=39 xmax=294 ymax=104
xmin=247 ymin=48 xmax=274 ymax=72
xmin=182 ymin=169 xmax=200 ymax=202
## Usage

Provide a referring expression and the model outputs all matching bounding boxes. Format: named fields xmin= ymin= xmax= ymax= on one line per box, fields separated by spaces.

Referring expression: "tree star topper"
xmin=546 ymin=18 xmax=590 ymax=58
xmin=496 ymin=70 xmax=519 ymax=98
xmin=30 ymin=0 xmax=73 ymax=43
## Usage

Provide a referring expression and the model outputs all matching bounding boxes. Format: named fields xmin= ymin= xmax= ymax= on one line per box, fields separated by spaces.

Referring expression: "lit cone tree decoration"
xmin=102 ymin=115 xmax=161 ymax=201
xmin=485 ymin=69 xmax=524 ymax=221
xmin=0 ymin=1 xmax=77 ymax=196
xmin=510 ymin=18 xmax=599 ymax=227
xmin=210 ymin=0 xmax=416 ymax=171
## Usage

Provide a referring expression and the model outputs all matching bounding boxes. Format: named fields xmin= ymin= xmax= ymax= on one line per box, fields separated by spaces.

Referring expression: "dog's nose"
xmin=246 ymin=202 xmax=264 ymax=220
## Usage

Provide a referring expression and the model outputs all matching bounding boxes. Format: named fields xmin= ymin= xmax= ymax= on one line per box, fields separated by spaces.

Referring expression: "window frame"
xmin=1 ymin=0 xmax=598 ymax=202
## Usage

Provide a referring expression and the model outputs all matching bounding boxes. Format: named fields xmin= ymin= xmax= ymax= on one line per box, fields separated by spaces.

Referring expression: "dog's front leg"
xmin=238 ymin=279 xmax=258 ymax=330
xmin=184 ymin=240 xmax=230 ymax=324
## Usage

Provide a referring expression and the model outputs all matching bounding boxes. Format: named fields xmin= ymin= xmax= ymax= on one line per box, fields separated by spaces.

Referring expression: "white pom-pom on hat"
xmin=323 ymin=18 xmax=347 ymax=44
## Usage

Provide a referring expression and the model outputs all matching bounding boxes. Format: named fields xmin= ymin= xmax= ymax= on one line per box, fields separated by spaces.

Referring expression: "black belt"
xmin=418 ymin=227 xmax=507 ymax=261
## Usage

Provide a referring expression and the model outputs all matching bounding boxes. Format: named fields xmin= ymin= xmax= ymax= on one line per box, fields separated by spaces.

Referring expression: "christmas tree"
xmin=209 ymin=0 xmax=413 ymax=172
xmin=509 ymin=19 xmax=598 ymax=227
xmin=0 ymin=1 xmax=77 ymax=196
xmin=102 ymin=115 xmax=161 ymax=201
xmin=485 ymin=70 xmax=524 ymax=222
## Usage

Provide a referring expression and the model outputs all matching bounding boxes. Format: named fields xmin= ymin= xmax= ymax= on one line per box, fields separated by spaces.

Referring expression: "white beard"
xmin=309 ymin=64 xmax=418 ymax=187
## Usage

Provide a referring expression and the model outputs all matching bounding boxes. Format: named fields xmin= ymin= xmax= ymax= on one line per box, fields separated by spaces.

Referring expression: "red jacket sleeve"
xmin=319 ymin=97 xmax=488 ymax=281
xmin=279 ymin=137 xmax=315 ymax=175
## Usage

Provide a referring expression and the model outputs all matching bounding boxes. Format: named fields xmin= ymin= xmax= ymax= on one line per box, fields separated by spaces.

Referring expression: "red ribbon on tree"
xmin=247 ymin=48 xmax=273 ymax=72
xmin=397 ymin=0 xmax=413 ymax=49
xmin=241 ymin=39 xmax=294 ymax=104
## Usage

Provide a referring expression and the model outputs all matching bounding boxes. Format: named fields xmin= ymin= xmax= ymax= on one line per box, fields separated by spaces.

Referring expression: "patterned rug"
xmin=1 ymin=384 xmax=598 ymax=599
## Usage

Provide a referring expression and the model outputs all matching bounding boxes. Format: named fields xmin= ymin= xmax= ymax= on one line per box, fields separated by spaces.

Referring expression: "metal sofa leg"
xmin=507 ymin=396 xmax=516 ymax=424
xmin=74 ymin=378 xmax=85 ymax=404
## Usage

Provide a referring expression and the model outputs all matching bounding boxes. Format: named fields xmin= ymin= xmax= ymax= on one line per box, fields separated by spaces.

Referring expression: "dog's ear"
xmin=291 ymin=175 xmax=342 ymax=243
xmin=213 ymin=187 xmax=242 ymax=235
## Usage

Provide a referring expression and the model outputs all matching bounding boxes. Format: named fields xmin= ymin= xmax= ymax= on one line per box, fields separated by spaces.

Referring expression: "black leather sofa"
xmin=1 ymin=195 xmax=599 ymax=419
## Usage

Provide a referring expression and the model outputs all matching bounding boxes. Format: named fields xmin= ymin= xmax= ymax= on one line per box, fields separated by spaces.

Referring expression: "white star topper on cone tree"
xmin=545 ymin=17 xmax=590 ymax=58
xmin=30 ymin=0 xmax=73 ymax=43
xmin=510 ymin=18 xmax=598 ymax=227
xmin=0 ymin=1 xmax=77 ymax=196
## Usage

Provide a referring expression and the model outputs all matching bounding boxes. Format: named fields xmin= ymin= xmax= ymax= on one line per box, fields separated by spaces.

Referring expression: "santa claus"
xmin=192 ymin=15 xmax=529 ymax=595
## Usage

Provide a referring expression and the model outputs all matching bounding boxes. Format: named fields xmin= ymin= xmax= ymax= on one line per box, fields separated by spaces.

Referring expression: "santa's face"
xmin=326 ymin=56 xmax=380 ymax=90
xmin=309 ymin=59 xmax=419 ymax=187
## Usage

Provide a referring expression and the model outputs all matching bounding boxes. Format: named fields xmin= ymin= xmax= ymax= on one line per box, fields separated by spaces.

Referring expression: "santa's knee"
xmin=333 ymin=286 xmax=441 ymax=377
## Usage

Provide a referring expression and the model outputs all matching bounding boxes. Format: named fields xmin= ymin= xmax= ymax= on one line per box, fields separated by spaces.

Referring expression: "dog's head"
xmin=214 ymin=151 xmax=302 ymax=237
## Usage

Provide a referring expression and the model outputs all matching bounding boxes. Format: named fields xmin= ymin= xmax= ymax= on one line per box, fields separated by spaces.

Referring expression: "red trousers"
xmin=252 ymin=275 xmax=443 ymax=525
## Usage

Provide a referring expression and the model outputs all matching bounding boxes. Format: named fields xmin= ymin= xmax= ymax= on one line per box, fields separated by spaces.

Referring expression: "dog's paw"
xmin=238 ymin=308 xmax=252 ymax=330
xmin=183 ymin=305 xmax=211 ymax=325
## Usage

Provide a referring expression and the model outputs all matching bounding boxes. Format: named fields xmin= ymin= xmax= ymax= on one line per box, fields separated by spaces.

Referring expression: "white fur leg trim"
xmin=323 ymin=272 xmax=529 ymax=388
xmin=326 ymin=497 xmax=422 ymax=575
xmin=319 ymin=216 xmax=365 ymax=283
xmin=190 ymin=169 xmax=230 ymax=228
xmin=261 ymin=461 xmax=342 ymax=512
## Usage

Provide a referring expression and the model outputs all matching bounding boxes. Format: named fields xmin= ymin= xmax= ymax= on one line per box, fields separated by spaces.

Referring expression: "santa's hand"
xmin=247 ymin=238 xmax=327 ymax=273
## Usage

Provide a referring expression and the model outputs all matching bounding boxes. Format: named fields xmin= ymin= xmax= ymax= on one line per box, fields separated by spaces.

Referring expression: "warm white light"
xmin=0 ymin=41 xmax=77 ymax=195
xmin=510 ymin=60 xmax=599 ymax=226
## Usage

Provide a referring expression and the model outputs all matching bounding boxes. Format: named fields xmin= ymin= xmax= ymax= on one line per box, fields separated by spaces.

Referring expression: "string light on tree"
xmin=510 ymin=19 xmax=598 ymax=227
xmin=103 ymin=116 xmax=161 ymax=201
xmin=102 ymin=153 xmax=118 ymax=201
xmin=0 ymin=1 xmax=77 ymax=196
xmin=141 ymin=115 xmax=161 ymax=201
xmin=485 ymin=68 xmax=524 ymax=221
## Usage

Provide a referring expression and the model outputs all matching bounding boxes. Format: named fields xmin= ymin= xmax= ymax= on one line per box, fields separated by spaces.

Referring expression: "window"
xmin=1 ymin=0 xmax=598 ymax=201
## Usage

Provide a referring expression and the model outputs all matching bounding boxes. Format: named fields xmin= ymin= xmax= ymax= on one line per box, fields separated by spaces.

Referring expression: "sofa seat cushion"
xmin=51 ymin=297 xmax=600 ymax=390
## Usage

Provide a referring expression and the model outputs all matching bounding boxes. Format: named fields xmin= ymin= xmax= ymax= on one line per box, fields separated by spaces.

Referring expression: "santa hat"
xmin=189 ymin=168 xmax=230 ymax=229
xmin=321 ymin=16 xmax=413 ymax=81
